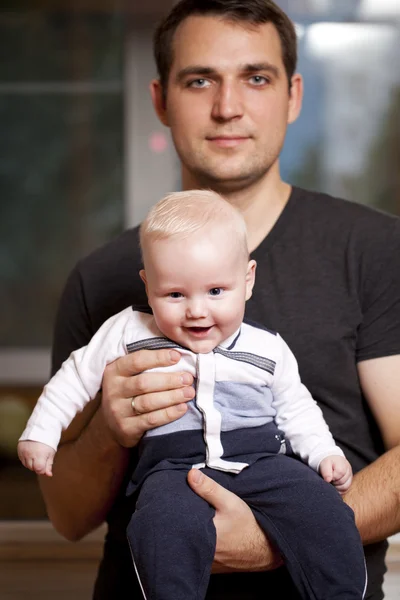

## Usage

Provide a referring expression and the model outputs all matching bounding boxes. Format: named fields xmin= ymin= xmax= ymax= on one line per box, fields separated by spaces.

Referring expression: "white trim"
xmin=127 ymin=529 xmax=148 ymax=600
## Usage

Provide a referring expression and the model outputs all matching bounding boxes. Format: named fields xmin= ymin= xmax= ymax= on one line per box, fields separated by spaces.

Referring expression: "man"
xmin=39 ymin=1 xmax=400 ymax=599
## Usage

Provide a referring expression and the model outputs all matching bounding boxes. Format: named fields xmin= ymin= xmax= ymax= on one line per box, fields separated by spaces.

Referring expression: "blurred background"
xmin=0 ymin=0 xmax=399 ymax=597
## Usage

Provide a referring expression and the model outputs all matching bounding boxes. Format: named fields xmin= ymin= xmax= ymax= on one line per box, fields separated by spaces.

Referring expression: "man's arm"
xmin=186 ymin=354 xmax=400 ymax=572
xmin=39 ymin=349 xmax=194 ymax=541
xmin=343 ymin=354 xmax=400 ymax=544
xmin=39 ymin=397 xmax=129 ymax=540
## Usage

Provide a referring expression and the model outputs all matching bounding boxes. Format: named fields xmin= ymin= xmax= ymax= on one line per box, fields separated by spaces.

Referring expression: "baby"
xmin=18 ymin=190 xmax=366 ymax=600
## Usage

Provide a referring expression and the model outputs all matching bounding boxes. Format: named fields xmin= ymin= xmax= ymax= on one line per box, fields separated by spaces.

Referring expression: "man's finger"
xmin=126 ymin=386 xmax=194 ymax=417
xmin=127 ymin=370 xmax=193 ymax=398
xmin=115 ymin=348 xmax=182 ymax=377
xmin=119 ymin=402 xmax=189 ymax=446
xmin=187 ymin=469 xmax=236 ymax=510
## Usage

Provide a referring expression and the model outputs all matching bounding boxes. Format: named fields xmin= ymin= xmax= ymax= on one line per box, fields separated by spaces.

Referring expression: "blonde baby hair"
xmin=139 ymin=189 xmax=249 ymax=259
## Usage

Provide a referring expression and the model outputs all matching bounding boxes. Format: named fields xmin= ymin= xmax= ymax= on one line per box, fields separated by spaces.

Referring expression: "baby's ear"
xmin=139 ymin=269 xmax=147 ymax=285
xmin=245 ymin=260 xmax=257 ymax=301
xmin=139 ymin=270 xmax=150 ymax=300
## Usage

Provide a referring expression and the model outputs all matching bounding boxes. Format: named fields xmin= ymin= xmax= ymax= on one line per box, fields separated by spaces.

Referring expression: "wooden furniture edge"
xmin=0 ymin=520 xmax=106 ymax=561
xmin=0 ymin=521 xmax=399 ymax=563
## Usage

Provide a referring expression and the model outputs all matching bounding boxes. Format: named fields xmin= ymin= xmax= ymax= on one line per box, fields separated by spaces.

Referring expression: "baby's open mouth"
xmin=186 ymin=326 xmax=213 ymax=336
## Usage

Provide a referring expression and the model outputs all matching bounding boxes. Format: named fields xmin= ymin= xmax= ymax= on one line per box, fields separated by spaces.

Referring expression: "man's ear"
xmin=139 ymin=269 xmax=151 ymax=304
xmin=149 ymin=79 xmax=169 ymax=127
xmin=287 ymin=73 xmax=303 ymax=125
xmin=245 ymin=260 xmax=257 ymax=301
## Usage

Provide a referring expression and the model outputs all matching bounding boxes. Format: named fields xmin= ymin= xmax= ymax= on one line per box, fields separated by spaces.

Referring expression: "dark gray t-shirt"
xmin=52 ymin=187 xmax=400 ymax=600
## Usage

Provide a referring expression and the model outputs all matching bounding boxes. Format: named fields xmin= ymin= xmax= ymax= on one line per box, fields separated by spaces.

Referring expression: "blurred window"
xmin=0 ymin=6 xmax=124 ymax=518
xmin=0 ymin=9 xmax=124 ymax=375
xmin=280 ymin=1 xmax=400 ymax=214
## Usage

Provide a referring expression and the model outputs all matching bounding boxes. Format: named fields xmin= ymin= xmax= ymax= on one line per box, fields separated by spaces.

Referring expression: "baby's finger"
xmin=332 ymin=462 xmax=351 ymax=483
xmin=333 ymin=469 xmax=352 ymax=493
xmin=332 ymin=472 xmax=347 ymax=485
xmin=32 ymin=457 xmax=47 ymax=475
xmin=319 ymin=461 xmax=334 ymax=483
xmin=335 ymin=479 xmax=352 ymax=495
xmin=45 ymin=458 xmax=54 ymax=477
xmin=332 ymin=470 xmax=346 ymax=483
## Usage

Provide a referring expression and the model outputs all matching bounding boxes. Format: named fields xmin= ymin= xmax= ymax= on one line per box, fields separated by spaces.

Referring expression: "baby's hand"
xmin=319 ymin=455 xmax=353 ymax=495
xmin=17 ymin=440 xmax=55 ymax=477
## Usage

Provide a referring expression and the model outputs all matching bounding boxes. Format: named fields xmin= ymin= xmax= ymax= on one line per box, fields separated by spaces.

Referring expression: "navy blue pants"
xmin=127 ymin=454 xmax=366 ymax=600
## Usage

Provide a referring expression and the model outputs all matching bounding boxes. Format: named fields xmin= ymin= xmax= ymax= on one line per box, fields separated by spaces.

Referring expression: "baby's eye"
xmin=209 ymin=288 xmax=223 ymax=296
xmin=169 ymin=292 xmax=183 ymax=299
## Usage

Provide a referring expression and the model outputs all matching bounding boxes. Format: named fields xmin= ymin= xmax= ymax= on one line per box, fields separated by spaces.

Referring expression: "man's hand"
xmin=101 ymin=348 xmax=195 ymax=447
xmin=319 ymin=456 xmax=353 ymax=495
xmin=187 ymin=468 xmax=283 ymax=573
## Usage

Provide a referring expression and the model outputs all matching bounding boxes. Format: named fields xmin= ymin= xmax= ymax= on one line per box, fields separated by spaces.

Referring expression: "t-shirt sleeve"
xmin=51 ymin=262 xmax=94 ymax=376
xmin=356 ymin=218 xmax=400 ymax=362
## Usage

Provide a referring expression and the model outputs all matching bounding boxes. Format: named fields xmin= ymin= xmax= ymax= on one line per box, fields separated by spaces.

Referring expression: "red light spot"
xmin=149 ymin=132 xmax=168 ymax=153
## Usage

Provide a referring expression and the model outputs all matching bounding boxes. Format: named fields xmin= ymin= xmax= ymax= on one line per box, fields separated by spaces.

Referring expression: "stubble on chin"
xmin=190 ymin=157 xmax=274 ymax=194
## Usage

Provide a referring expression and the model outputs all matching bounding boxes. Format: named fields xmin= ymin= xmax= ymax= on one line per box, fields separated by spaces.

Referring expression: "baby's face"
xmin=141 ymin=228 xmax=255 ymax=353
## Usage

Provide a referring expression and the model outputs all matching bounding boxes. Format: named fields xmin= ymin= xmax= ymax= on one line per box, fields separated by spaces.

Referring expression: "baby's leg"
xmin=232 ymin=455 xmax=366 ymax=600
xmin=127 ymin=468 xmax=215 ymax=600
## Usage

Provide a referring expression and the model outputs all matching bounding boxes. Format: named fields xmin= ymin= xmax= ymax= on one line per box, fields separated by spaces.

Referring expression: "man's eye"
xmin=209 ymin=288 xmax=223 ymax=296
xmin=169 ymin=292 xmax=183 ymax=298
xmin=188 ymin=78 xmax=210 ymax=89
xmin=249 ymin=75 xmax=269 ymax=86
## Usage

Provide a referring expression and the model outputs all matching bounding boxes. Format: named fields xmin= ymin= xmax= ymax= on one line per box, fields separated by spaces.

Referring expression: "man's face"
xmin=152 ymin=15 xmax=301 ymax=192
xmin=141 ymin=228 xmax=256 ymax=353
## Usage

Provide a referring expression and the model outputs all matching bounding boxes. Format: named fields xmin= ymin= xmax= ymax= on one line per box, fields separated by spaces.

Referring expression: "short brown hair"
xmin=153 ymin=0 xmax=298 ymax=94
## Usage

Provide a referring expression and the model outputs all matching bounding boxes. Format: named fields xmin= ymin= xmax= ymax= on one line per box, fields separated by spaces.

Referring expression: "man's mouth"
xmin=206 ymin=136 xmax=249 ymax=149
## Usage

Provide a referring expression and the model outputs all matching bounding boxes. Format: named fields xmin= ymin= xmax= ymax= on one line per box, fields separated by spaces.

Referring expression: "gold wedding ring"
xmin=131 ymin=398 xmax=142 ymax=416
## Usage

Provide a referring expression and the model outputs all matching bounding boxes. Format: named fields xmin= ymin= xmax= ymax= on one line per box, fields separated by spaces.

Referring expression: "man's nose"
xmin=211 ymin=81 xmax=244 ymax=122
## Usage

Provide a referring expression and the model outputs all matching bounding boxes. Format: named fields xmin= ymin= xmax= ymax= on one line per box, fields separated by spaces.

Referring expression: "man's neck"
xmin=182 ymin=166 xmax=291 ymax=253
xmin=226 ymin=179 xmax=291 ymax=252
